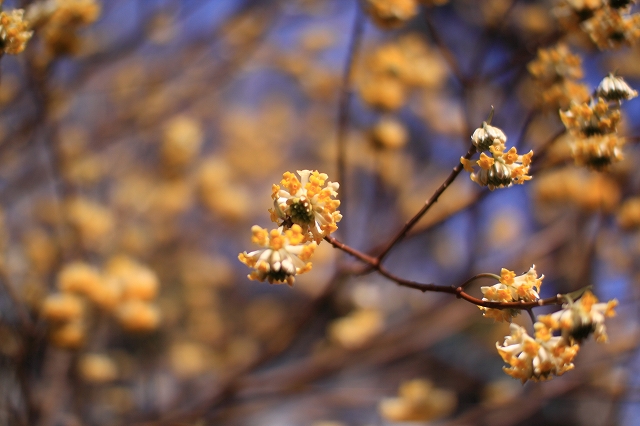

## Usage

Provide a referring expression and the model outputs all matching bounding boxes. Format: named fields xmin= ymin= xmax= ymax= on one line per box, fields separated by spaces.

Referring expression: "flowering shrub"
xmin=0 ymin=0 xmax=638 ymax=424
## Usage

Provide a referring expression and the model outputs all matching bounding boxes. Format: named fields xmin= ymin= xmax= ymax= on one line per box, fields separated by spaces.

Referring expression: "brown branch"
xmin=324 ymin=235 xmax=563 ymax=310
xmin=372 ymin=143 xmax=477 ymax=265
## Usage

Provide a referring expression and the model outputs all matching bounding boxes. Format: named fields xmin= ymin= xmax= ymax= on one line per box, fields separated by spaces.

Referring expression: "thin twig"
xmin=373 ymin=144 xmax=477 ymax=265
xmin=324 ymin=235 xmax=564 ymax=310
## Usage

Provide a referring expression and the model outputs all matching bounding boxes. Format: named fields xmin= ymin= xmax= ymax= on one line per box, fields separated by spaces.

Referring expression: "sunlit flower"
xmin=479 ymin=266 xmax=543 ymax=322
xmin=238 ymin=224 xmax=317 ymax=286
xmin=270 ymin=170 xmax=341 ymax=242
xmin=461 ymin=147 xmax=533 ymax=191
xmin=496 ymin=323 xmax=579 ymax=384
xmin=538 ymin=290 xmax=618 ymax=344
xmin=596 ymin=73 xmax=638 ymax=101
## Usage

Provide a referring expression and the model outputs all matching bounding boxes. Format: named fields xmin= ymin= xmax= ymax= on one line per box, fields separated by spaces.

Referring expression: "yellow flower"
xmin=479 ymin=266 xmax=543 ymax=322
xmin=238 ymin=224 xmax=317 ymax=286
xmin=270 ymin=170 xmax=341 ymax=243
xmin=496 ymin=323 xmax=579 ymax=384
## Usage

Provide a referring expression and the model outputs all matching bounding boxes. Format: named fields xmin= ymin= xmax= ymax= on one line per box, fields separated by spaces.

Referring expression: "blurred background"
xmin=0 ymin=0 xmax=640 ymax=425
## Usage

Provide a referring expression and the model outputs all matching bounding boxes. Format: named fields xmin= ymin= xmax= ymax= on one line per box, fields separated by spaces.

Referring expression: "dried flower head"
xmin=238 ymin=224 xmax=317 ymax=286
xmin=496 ymin=323 xmax=579 ymax=384
xmin=270 ymin=170 xmax=341 ymax=243
xmin=479 ymin=266 xmax=543 ymax=322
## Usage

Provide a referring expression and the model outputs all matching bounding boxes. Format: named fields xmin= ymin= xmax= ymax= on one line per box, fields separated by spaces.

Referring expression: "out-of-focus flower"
xmin=528 ymin=44 xmax=584 ymax=84
xmin=65 ymin=198 xmax=114 ymax=250
xmin=328 ymin=309 xmax=383 ymax=349
xmin=366 ymin=0 xmax=418 ymax=29
xmin=497 ymin=323 xmax=579 ymax=383
xmin=270 ymin=170 xmax=341 ymax=242
xmin=105 ymin=256 xmax=159 ymax=302
xmin=0 ymin=10 xmax=33 ymax=54
xmin=116 ymin=300 xmax=161 ymax=332
xmin=41 ymin=293 xmax=84 ymax=322
xmin=78 ymin=354 xmax=118 ymax=383
xmin=618 ymin=197 xmax=640 ymax=229
xmin=50 ymin=320 xmax=86 ymax=349
xmin=571 ymin=133 xmax=625 ymax=169
xmin=370 ymin=117 xmax=408 ymax=150
xmin=582 ymin=7 xmax=640 ymax=49
xmin=538 ymin=290 xmax=618 ymax=343
xmin=534 ymin=167 xmax=620 ymax=212
xmin=57 ymin=262 xmax=103 ymax=295
xmin=479 ymin=266 xmax=543 ymax=322
xmin=596 ymin=73 xmax=638 ymax=101
xmin=238 ymin=225 xmax=316 ymax=286
xmin=379 ymin=379 xmax=457 ymax=422
xmin=560 ymin=98 xmax=621 ymax=137
xmin=161 ymin=115 xmax=204 ymax=176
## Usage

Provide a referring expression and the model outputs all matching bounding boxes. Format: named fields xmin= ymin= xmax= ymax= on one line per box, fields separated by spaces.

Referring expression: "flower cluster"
xmin=461 ymin=118 xmax=533 ymax=191
xmin=379 ymin=379 xmax=457 ymax=422
xmin=495 ymin=290 xmax=617 ymax=383
xmin=527 ymin=43 xmax=590 ymax=109
xmin=479 ymin=266 xmax=543 ymax=322
xmin=0 ymin=9 xmax=33 ymax=55
xmin=41 ymin=259 xmax=161 ymax=348
xmin=238 ymin=225 xmax=316 ymax=286
xmin=560 ymin=74 xmax=637 ymax=169
xmin=537 ymin=291 xmax=618 ymax=344
xmin=359 ymin=34 xmax=448 ymax=111
xmin=582 ymin=4 xmax=640 ymax=49
xmin=496 ymin=323 xmax=579 ymax=384
xmin=239 ymin=170 xmax=340 ymax=286
xmin=270 ymin=170 xmax=342 ymax=243
xmin=554 ymin=0 xmax=640 ymax=49
xmin=26 ymin=0 xmax=101 ymax=56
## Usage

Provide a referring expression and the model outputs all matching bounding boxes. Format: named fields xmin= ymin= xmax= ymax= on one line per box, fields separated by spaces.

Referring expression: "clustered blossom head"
xmin=238 ymin=224 xmax=316 ymax=286
xmin=0 ymin=9 xmax=33 ymax=55
xmin=527 ymin=44 xmax=590 ymax=109
xmin=560 ymin=74 xmax=636 ymax=169
xmin=461 ymin=118 xmax=533 ymax=191
xmin=491 ymin=286 xmax=618 ymax=384
xmin=496 ymin=323 xmax=579 ymax=384
xmin=239 ymin=170 xmax=339 ymax=286
xmin=479 ymin=266 xmax=543 ymax=322
xmin=270 ymin=170 xmax=341 ymax=243
xmin=538 ymin=291 xmax=618 ymax=344
xmin=582 ymin=6 xmax=640 ymax=49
